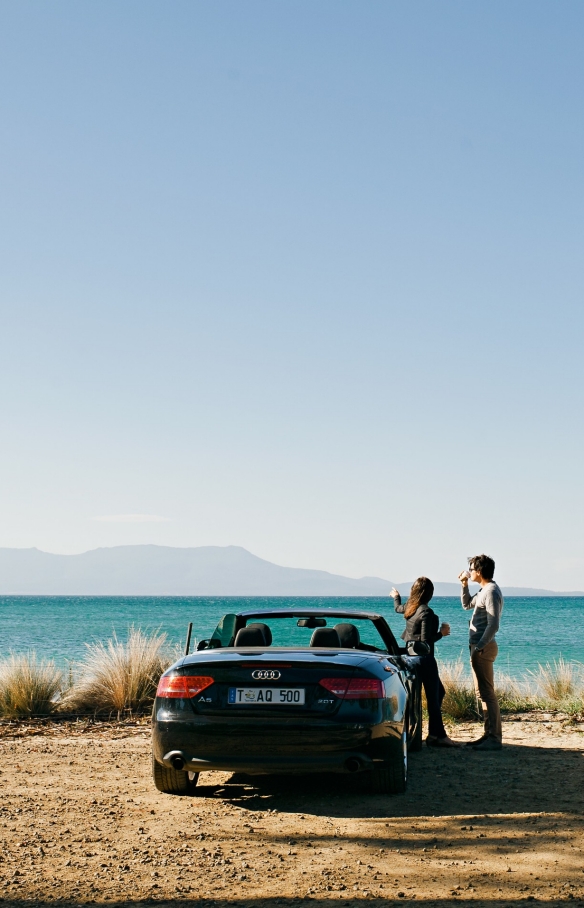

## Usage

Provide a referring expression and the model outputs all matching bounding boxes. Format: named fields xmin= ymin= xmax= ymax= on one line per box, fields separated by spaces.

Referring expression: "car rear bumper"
xmin=160 ymin=749 xmax=377 ymax=774
xmin=152 ymin=716 xmax=403 ymax=775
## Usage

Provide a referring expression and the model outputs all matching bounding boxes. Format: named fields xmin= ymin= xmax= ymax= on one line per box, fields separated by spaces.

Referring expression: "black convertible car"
xmin=152 ymin=608 xmax=422 ymax=796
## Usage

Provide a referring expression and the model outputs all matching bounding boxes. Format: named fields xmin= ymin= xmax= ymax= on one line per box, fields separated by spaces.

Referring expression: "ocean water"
xmin=0 ymin=595 xmax=582 ymax=678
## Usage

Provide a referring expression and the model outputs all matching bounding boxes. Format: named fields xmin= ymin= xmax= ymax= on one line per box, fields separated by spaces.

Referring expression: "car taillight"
xmin=156 ymin=675 xmax=214 ymax=698
xmin=319 ymin=677 xmax=383 ymax=699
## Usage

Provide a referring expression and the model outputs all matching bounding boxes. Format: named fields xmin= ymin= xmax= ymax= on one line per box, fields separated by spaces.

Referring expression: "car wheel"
xmin=152 ymin=756 xmax=199 ymax=795
xmin=369 ymin=732 xmax=408 ymax=794
xmin=408 ymin=680 xmax=423 ymax=752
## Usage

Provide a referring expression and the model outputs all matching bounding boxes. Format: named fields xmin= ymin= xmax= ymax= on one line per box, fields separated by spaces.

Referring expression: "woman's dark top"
xmin=394 ymin=595 xmax=443 ymax=655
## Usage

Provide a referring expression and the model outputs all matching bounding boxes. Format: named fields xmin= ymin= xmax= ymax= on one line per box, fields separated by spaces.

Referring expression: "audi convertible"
xmin=151 ymin=608 xmax=422 ymax=796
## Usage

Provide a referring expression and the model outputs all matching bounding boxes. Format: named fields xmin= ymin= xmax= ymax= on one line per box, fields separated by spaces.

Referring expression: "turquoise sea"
xmin=1 ymin=595 xmax=583 ymax=678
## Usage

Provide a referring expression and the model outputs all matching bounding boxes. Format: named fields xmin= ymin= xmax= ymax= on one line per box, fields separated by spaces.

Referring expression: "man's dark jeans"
xmin=403 ymin=654 xmax=446 ymax=739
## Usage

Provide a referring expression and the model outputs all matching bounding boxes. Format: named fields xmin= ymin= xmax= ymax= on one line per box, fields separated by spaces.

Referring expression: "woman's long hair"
xmin=404 ymin=576 xmax=435 ymax=619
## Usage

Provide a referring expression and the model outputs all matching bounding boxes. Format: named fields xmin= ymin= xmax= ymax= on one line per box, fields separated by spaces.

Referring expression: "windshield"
xmin=208 ymin=613 xmax=389 ymax=652
xmin=209 ymin=613 xmax=237 ymax=647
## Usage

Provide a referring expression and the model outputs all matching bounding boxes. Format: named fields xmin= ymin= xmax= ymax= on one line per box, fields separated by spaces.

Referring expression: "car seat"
xmin=334 ymin=623 xmax=360 ymax=648
xmin=309 ymin=627 xmax=341 ymax=647
xmin=246 ymin=622 xmax=272 ymax=645
xmin=234 ymin=626 xmax=268 ymax=647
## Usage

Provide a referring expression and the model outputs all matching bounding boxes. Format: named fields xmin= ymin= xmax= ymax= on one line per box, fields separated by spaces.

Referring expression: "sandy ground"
xmin=0 ymin=714 xmax=583 ymax=908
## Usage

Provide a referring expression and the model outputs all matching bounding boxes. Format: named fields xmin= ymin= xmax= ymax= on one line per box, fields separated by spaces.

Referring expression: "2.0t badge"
xmin=251 ymin=669 xmax=281 ymax=680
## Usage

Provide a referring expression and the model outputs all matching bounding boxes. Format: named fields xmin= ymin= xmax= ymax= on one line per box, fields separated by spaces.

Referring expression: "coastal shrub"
xmin=439 ymin=659 xmax=478 ymax=720
xmin=0 ymin=652 xmax=62 ymax=717
xmin=62 ymin=628 xmax=172 ymax=716
xmin=527 ymin=657 xmax=580 ymax=702
xmin=437 ymin=659 xmax=584 ymax=720
xmin=496 ymin=674 xmax=541 ymax=713
xmin=438 ymin=661 xmax=546 ymax=719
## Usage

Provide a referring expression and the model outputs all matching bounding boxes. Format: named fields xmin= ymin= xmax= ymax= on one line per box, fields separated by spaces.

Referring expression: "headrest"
xmin=247 ymin=622 xmax=272 ymax=645
xmin=334 ymin=623 xmax=360 ymax=648
xmin=310 ymin=627 xmax=341 ymax=648
xmin=234 ymin=626 xmax=267 ymax=647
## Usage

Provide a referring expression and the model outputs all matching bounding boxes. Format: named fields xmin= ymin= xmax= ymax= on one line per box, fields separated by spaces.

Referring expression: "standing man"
xmin=458 ymin=554 xmax=504 ymax=751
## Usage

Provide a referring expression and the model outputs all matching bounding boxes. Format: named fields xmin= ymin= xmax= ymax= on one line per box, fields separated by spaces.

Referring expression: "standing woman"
xmin=392 ymin=577 xmax=459 ymax=748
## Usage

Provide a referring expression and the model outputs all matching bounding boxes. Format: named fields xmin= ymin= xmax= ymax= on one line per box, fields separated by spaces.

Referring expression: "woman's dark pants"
xmin=403 ymin=654 xmax=446 ymax=739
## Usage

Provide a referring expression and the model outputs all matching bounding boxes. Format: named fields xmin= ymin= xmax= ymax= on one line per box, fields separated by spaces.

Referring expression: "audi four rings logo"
xmin=252 ymin=669 xmax=281 ymax=680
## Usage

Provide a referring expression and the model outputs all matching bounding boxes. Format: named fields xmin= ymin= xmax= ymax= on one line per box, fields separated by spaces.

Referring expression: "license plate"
xmin=228 ymin=687 xmax=305 ymax=705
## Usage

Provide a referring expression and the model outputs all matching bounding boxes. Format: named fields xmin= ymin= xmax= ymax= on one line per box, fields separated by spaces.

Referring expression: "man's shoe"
xmin=471 ymin=736 xmax=502 ymax=751
xmin=464 ymin=736 xmax=488 ymax=747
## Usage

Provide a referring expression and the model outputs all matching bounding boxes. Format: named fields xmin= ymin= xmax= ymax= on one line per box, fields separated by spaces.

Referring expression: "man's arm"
xmin=461 ymin=585 xmax=474 ymax=610
xmin=474 ymin=588 xmax=502 ymax=650
xmin=458 ymin=571 xmax=474 ymax=610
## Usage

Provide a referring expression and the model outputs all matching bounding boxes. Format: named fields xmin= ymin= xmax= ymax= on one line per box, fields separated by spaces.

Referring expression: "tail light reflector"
xmin=319 ymin=677 xmax=383 ymax=699
xmin=156 ymin=675 xmax=214 ymax=698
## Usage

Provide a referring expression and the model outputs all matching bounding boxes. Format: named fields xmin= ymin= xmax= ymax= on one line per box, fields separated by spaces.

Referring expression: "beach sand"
xmin=1 ymin=714 xmax=583 ymax=907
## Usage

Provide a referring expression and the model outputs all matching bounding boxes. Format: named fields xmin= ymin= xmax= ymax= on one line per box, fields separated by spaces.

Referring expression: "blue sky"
xmin=1 ymin=1 xmax=583 ymax=589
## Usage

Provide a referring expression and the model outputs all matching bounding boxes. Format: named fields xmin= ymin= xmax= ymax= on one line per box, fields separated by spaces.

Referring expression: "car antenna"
xmin=185 ymin=622 xmax=193 ymax=656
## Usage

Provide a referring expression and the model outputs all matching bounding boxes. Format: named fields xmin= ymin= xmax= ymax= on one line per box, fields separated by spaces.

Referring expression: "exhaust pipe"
xmin=163 ymin=749 xmax=188 ymax=770
xmin=345 ymin=757 xmax=362 ymax=773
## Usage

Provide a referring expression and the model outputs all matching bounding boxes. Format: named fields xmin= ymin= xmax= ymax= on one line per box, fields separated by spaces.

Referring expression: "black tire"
xmin=152 ymin=757 xmax=199 ymax=795
xmin=369 ymin=732 xmax=408 ymax=794
xmin=408 ymin=678 xmax=424 ymax=752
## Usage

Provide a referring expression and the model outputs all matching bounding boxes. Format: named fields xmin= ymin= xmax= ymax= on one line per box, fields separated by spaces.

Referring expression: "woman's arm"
xmin=391 ymin=587 xmax=405 ymax=614
xmin=420 ymin=612 xmax=448 ymax=643
xmin=431 ymin=623 xmax=450 ymax=644
xmin=419 ymin=614 xmax=433 ymax=642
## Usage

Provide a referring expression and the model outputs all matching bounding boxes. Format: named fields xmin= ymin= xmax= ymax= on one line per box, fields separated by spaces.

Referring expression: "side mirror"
xmin=197 ymin=639 xmax=210 ymax=651
xmin=406 ymin=640 xmax=430 ymax=656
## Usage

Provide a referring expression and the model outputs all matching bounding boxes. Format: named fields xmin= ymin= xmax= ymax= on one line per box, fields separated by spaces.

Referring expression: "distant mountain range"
xmin=0 ymin=545 xmax=582 ymax=596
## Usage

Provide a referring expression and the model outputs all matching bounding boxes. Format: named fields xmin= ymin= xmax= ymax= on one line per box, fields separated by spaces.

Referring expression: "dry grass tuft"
xmin=61 ymin=628 xmax=172 ymax=715
xmin=439 ymin=659 xmax=478 ymax=720
xmin=496 ymin=673 xmax=540 ymax=713
xmin=527 ymin=657 xmax=581 ymax=702
xmin=437 ymin=657 xmax=584 ymax=720
xmin=0 ymin=652 xmax=62 ymax=717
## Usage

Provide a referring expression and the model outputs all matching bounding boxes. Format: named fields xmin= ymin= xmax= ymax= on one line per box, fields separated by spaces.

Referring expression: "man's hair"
xmin=468 ymin=554 xmax=495 ymax=581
